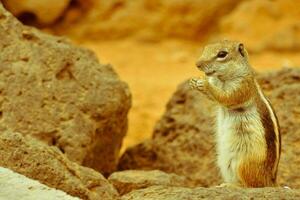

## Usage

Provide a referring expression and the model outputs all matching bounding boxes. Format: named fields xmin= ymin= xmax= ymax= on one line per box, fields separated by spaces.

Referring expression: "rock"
xmin=118 ymin=81 xmax=219 ymax=187
xmin=219 ymin=0 xmax=300 ymax=52
xmin=4 ymin=0 xmax=300 ymax=53
xmin=119 ymin=68 xmax=300 ymax=188
xmin=0 ymin=131 xmax=119 ymax=200
xmin=2 ymin=0 xmax=71 ymax=25
xmin=121 ymin=185 xmax=300 ymax=200
xmin=0 ymin=3 xmax=131 ymax=175
xmin=108 ymin=170 xmax=189 ymax=195
xmin=52 ymin=0 xmax=241 ymax=41
xmin=0 ymin=167 xmax=79 ymax=200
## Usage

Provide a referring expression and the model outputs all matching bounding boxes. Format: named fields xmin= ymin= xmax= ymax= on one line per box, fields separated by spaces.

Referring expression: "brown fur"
xmin=239 ymin=156 xmax=276 ymax=187
xmin=236 ymin=87 xmax=281 ymax=187
xmin=256 ymin=93 xmax=281 ymax=184
xmin=204 ymin=75 xmax=255 ymax=107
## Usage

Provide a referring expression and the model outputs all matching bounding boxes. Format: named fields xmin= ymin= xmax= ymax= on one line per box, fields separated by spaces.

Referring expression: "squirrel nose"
xmin=196 ymin=60 xmax=204 ymax=70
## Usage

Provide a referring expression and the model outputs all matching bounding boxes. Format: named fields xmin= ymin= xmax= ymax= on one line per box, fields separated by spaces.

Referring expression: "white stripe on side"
xmin=255 ymin=80 xmax=280 ymax=175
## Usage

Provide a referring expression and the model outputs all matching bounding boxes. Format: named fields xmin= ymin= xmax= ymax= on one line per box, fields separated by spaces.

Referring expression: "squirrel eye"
xmin=217 ymin=51 xmax=228 ymax=58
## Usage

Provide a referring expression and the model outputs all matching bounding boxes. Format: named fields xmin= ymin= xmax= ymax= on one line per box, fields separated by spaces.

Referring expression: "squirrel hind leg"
xmin=238 ymin=160 xmax=276 ymax=187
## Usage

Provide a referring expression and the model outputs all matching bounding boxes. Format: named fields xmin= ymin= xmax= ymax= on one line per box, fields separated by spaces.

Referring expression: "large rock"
xmin=53 ymin=0 xmax=241 ymax=41
xmin=119 ymin=68 xmax=300 ymax=188
xmin=57 ymin=0 xmax=300 ymax=53
xmin=108 ymin=170 xmax=189 ymax=195
xmin=219 ymin=0 xmax=300 ymax=52
xmin=4 ymin=0 xmax=300 ymax=53
xmin=0 ymin=131 xmax=119 ymax=200
xmin=0 ymin=167 xmax=79 ymax=200
xmin=0 ymin=3 xmax=131 ymax=175
xmin=118 ymin=81 xmax=218 ymax=187
xmin=122 ymin=185 xmax=300 ymax=200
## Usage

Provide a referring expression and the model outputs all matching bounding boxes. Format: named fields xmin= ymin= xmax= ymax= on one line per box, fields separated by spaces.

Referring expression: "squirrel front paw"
xmin=189 ymin=78 xmax=204 ymax=91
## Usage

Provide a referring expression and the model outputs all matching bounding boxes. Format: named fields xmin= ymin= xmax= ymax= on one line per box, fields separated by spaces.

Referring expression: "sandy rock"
xmin=0 ymin=3 xmax=131 ymax=175
xmin=4 ymin=0 xmax=300 ymax=52
xmin=118 ymin=81 xmax=219 ymax=187
xmin=219 ymin=0 xmax=300 ymax=52
xmin=2 ymin=0 xmax=71 ymax=25
xmin=0 ymin=131 xmax=119 ymax=200
xmin=0 ymin=167 xmax=79 ymax=200
xmin=108 ymin=170 xmax=189 ymax=195
xmin=51 ymin=0 xmax=241 ymax=41
xmin=122 ymin=185 xmax=300 ymax=200
xmin=119 ymin=68 xmax=300 ymax=188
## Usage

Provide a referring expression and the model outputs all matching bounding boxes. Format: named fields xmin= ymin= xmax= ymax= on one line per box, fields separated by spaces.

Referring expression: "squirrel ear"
xmin=238 ymin=43 xmax=245 ymax=57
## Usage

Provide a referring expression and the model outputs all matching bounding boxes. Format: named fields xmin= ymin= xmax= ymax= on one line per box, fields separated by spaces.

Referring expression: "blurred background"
xmin=3 ymin=0 xmax=300 ymax=150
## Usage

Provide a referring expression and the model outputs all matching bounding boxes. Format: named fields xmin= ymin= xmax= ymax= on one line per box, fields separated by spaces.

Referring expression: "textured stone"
xmin=0 ymin=167 xmax=79 ymax=200
xmin=108 ymin=170 xmax=189 ymax=195
xmin=56 ymin=0 xmax=300 ymax=53
xmin=118 ymin=80 xmax=219 ymax=186
xmin=118 ymin=81 xmax=219 ymax=187
xmin=0 ymin=131 xmax=119 ymax=200
xmin=119 ymin=68 xmax=300 ymax=188
xmin=0 ymin=3 xmax=131 ymax=175
xmin=4 ymin=0 xmax=300 ymax=53
xmin=122 ymin=185 xmax=300 ymax=200
xmin=52 ymin=0 xmax=241 ymax=41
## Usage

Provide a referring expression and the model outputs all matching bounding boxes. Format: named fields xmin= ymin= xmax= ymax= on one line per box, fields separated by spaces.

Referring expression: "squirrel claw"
xmin=189 ymin=78 xmax=204 ymax=90
xmin=216 ymin=183 xmax=241 ymax=188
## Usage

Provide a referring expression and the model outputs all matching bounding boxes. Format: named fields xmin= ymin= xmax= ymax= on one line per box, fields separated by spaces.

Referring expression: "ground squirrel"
xmin=190 ymin=40 xmax=281 ymax=187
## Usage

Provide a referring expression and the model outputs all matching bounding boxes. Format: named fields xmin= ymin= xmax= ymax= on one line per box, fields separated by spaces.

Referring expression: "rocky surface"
xmin=0 ymin=131 xmax=119 ymax=200
xmin=0 ymin=167 xmax=79 ymax=200
xmin=4 ymin=0 xmax=300 ymax=53
xmin=58 ymin=0 xmax=300 ymax=53
xmin=38 ymin=0 xmax=241 ymax=41
xmin=118 ymin=81 xmax=219 ymax=187
xmin=0 ymin=3 xmax=131 ymax=175
xmin=122 ymin=185 xmax=300 ymax=200
xmin=119 ymin=68 xmax=300 ymax=188
xmin=108 ymin=170 xmax=189 ymax=195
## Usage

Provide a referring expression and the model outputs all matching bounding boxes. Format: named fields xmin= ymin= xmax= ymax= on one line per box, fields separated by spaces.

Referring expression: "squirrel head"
xmin=196 ymin=40 xmax=251 ymax=81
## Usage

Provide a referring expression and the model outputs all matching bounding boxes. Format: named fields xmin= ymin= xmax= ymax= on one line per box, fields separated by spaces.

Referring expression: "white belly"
xmin=216 ymin=105 xmax=266 ymax=183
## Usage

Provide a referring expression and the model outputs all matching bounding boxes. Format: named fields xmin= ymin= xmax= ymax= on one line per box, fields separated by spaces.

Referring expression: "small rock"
xmin=108 ymin=170 xmax=190 ymax=195
xmin=0 ymin=167 xmax=79 ymax=200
